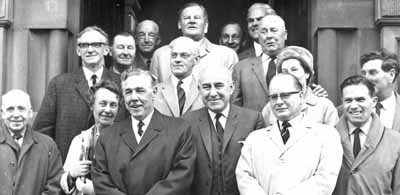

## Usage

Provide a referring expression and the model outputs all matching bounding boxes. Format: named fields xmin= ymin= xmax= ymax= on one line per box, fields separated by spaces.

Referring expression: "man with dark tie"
xmin=232 ymin=15 xmax=286 ymax=112
xmin=333 ymin=75 xmax=400 ymax=194
xmin=154 ymin=36 xmax=203 ymax=117
xmin=360 ymin=49 xmax=400 ymax=131
xmin=134 ymin=20 xmax=161 ymax=70
xmin=92 ymin=68 xmax=196 ymax=195
xmin=236 ymin=73 xmax=342 ymax=195
xmin=33 ymin=26 xmax=124 ymax=160
xmin=183 ymin=66 xmax=265 ymax=195
xmin=110 ymin=32 xmax=137 ymax=74
xmin=0 ymin=89 xmax=63 ymax=195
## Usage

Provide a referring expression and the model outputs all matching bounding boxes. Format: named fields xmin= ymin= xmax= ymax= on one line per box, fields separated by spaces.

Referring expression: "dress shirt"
xmin=208 ymin=104 xmax=230 ymax=130
xmin=131 ymin=110 xmax=154 ymax=143
xmin=171 ymin=74 xmax=192 ymax=95
xmin=254 ymin=41 xmax=263 ymax=57
xmin=379 ymin=91 xmax=396 ymax=128
xmin=8 ymin=129 xmax=25 ymax=147
xmin=277 ymin=113 xmax=304 ymax=141
xmin=347 ymin=117 xmax=371 ymax=147
xmin=82 ymin=66 xmax=103 ymax=87
xmin=261 ymin=53 xmax=277 ymax=78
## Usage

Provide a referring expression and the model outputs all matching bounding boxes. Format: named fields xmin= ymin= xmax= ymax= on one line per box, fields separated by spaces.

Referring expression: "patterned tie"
xmin=353 ymin=128 xmax=361 ymax=158
xmin=281 ymin=120 xmax=290 ymax=144
xmin=177 ymin=80 xmax=186 ymax=116
xmin=91 ymin=74 xmax=97 ymax=86
xmin=375 ymin=102 xmax=383 ymax=116
xmin=137 ymin=120 xmax=144 ymax=137
xmin=215 ymin=113 xmax=224 ymax=142
xmin=266 ymin=56 xmax=276 ymax=87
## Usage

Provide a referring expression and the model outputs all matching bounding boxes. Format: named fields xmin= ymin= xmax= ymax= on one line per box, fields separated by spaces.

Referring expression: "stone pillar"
xmin=0 ymin=0 xmax=11 ymax=95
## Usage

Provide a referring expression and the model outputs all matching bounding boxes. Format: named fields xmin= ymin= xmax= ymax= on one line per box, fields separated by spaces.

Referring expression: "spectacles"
xmin=268 ymin=91 xmax=300 ymax=101
xmin=78 ymin=42 xmax=106 ymax=49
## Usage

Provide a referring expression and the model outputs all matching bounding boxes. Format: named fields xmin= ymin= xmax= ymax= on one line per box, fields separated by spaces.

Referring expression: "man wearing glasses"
xmin=236 ymin=73 xmax=343 ymax=195
xmin=134 ymin=20 xmax=161 ymax=70
xmin=33 ymin=26 xmax=123 ymax=160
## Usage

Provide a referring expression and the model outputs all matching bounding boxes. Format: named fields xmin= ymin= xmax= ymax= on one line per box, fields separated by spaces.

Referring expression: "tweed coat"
xmin=33 ymin=67 xmax=124 ymax=160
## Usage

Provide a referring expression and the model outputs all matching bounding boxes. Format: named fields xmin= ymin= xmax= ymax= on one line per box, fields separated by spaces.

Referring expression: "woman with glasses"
xmin=262 ymin=46 xmax=339 ymax=126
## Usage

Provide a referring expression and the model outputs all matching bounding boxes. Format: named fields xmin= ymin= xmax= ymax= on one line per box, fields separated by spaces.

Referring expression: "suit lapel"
xmin=183 ymin=77 xmax=200 ymax=114
xmin=336 ymin=117 xmax=355 ymax=168
xmin=222 ymin=106 xmax=238 ymax=153
xmin=119 ymin=118 xmax=139 ymax=153
xmin=391 ymin=92 xmax=400 ymax=131
xmin=74 ymin=68 xmax=90 ymax=106
xmin=352 ymin=114 xmax=383 ymax=170
xmin=251 ymin=57 xmax=269 ymax=95
xmin=283 ymin=124 xmax=311 ymax=151
xmin=161 ymin=79 xmax=180 ymax=117
xmin=131 ymin=111 xmax=162 ymax=160
xmin=198 ymin=108 xmax=212 ymax=161
xmin=266 ymin=125 xmax=285 ymax=150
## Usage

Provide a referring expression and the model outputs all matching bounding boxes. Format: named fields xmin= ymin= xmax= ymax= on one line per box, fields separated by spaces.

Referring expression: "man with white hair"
xmin=0 ymin=89 xmax=63 ymax=195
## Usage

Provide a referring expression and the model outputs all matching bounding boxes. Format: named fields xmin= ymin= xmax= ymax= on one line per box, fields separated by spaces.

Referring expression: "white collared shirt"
xmin=8 ymin=129 xmax=26 ymax=147
xmin=277 ymin=113 xmax=304 ymax=139
xmin=171 ymin=74 xmax=193 ymax=95
xmin=82 ymin=66 xmax=104 ymax=87
xmin=254 ymin=41 xmax=263 ymax=57
xmin=208 ymin=104 xmax=230 ymax=131
xmin=379 ymin=91 xmax=396 ymax=128
xmin=261 ymin=54 xmax=277 ymax=77
xmin=347 ymin=117 xmax=372 ymax=147
xmin=131 ymin=110 xmax=154 ymax=143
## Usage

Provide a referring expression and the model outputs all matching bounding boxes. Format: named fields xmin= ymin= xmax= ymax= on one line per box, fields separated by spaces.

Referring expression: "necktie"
xmin=281 ymin=121 xmax=290 ymax=144
xmin=375 ymin=102 xmax=383 ymax=116
xmin=138 ymin=120 xmax=144 ymax=137
xmin=13 ymin=131 xmax=22 ymax=148
xmin=146 ymin=59 xmax=151 ymax=69
xmin=353 ymin=128 xmax=361 ymax=158
xmin=215 ymin=113 xmax=224 ymax=142
xmin=91 ymin=74 xmax=97 ymax=86
xmin=177 ymin=80 xmax=186 ymax=116
xmin=266 ymin=56 xmax=276 ymax=87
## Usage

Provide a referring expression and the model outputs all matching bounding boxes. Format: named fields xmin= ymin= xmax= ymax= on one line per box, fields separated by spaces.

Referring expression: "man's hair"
xmin=340 ymin=75 xmax=375 ymax=97
xmin=220 ymin=22 xmax=242 ymax=37
xmin=111 ymin=32 xmax=135 ymax=46
xmin=178 ymin=2 xmax=208 ymax=23
xmin=270 ymin=73 xmax=303 ymax=92
xmin=169 ymin=36 xmax=200 ymax=57
xmin=120 ymin=68 xmax=157 ymax=87
xmin=247 ymin=3 xmax=277 ymax=17
xmin=1 ymin=89 xmax=32 ymax=110
xmin=89 ymin=79 xmax=121 ymax=107
xmin=360 ymin=49 xmax=400 ymax=82
xmin=77 ymin=26 xmax=109 ymax=45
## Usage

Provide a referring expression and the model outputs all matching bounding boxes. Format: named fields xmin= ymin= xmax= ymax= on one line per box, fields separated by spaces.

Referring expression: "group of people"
xmin=2 ymin=2 xmax=400 ymax=195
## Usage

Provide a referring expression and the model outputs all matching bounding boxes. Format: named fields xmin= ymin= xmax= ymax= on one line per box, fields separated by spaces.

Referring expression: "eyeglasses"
xmin=78 ymin=42 xmax=106 ymax=49
xmin=268 ymin=91 xmax=300 ymax=101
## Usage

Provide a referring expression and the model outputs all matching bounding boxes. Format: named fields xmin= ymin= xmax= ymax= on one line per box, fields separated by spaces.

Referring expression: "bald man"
xmin=135 ymin=20 xmax=161 ymax=70
xmin=0 ymin=89 xmax=63 ymax=195
xmin=219 ymin=22 xmax=243 ymax=53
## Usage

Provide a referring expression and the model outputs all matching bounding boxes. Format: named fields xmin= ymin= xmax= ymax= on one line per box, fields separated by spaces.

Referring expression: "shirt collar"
xmin=7 ymin=128 xmax=26 ymax=139
xmin=196 ymin=38 xmax=212 ymax=57
xmin=254 ymin=41 xmax=263 ymax=57
xmin=83 ymin=66 xmax=104 ymax=82
xmin=380 ymin=91 xmax=396 ymax=110
xmin=347 ymin=116 xmax=372 ymax=135
xmin=131 ymin=109 xmax=154 ymax=128
xmin=171 ymin=74 xmax=193 ymax=88
xmin=208 ymin=104 xmax=230 ymax=120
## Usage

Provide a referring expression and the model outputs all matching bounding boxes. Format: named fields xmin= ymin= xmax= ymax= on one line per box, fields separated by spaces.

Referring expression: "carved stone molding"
xmin=375 ymin=0 xmax=400 ymax=28
xmin=0 ymin=0 xmax=11 ymax=28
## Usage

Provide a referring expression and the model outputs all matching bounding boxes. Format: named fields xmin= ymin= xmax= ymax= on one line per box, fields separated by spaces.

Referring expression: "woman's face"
xmin=281 ymin=59 xmax=310 ymax=87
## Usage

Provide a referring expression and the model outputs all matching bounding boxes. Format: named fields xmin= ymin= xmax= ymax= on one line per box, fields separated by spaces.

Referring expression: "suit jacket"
xmin=232 ymin=57 xmax=269 ymax=112
xmin=134 ymin=52 xmax=151 ymax=70
xmin=238 ymin=46 xmax=256 ymax=61
xmin=33 ymin=68 xmax=124 ymax=160
xmin=236 ymin=120 xmax=343 ymax=195
xmin=0 ymin=125 xmax=63 ymax=195
xmin=92 ymin=110 xmax=196 ymax=195
xmin=154 ymin=76 xmax=204 ymax=117
xmin=333 ymin=113 xmax=400 ymax=195
xmin=183 ymin=105 xmax=265 ymax=195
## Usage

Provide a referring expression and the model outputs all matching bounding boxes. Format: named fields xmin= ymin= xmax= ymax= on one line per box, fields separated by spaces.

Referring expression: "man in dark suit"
xmin=184 ymin=66 xmax=265 ymax=195
xmin=92 ymin=68 xmax=196 ymax=195
xmin=134 ymin=20 xmax=161 ymax=70
xmin=33 ymin=26 xmax=123 ymax=160
xmin=238 ymin=3 xmax=276 ymax=60
xmin=233 ymin=15 xmax=286 ymax=112
xmin=110 ymin=32 xmax=137 ymax=74
xmin=154 ymin=36 xmax=203 ymax=117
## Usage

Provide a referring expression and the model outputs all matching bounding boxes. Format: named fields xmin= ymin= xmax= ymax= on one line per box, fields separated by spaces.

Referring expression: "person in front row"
xmin=60 ymin=79 xmax=121 ymax=195
xmin=236 ymin=73 xmax=343 ymax=195
xmin=0 ymin=89 xmax=63 ymax=195
xmin=92 ymin=68 xmax=196 ymax=195
xmin=333 ymin=75 xmax=400 ymax=195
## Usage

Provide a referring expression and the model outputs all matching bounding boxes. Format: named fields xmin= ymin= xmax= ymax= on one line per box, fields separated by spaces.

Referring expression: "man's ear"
xmin=76 ymin=47 xmax=81 ymax=56
xmin=178 ymin=21 xmax=182 ymax=30
xmin=103 ymin=46 xmax=110 ymax=56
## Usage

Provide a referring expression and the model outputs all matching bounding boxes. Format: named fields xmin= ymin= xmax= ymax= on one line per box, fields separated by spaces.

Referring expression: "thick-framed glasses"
xmin=268 ymin=91 xmax=300 ymax=101
xmin=78 ymin=42 xmax=106 ymax=49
